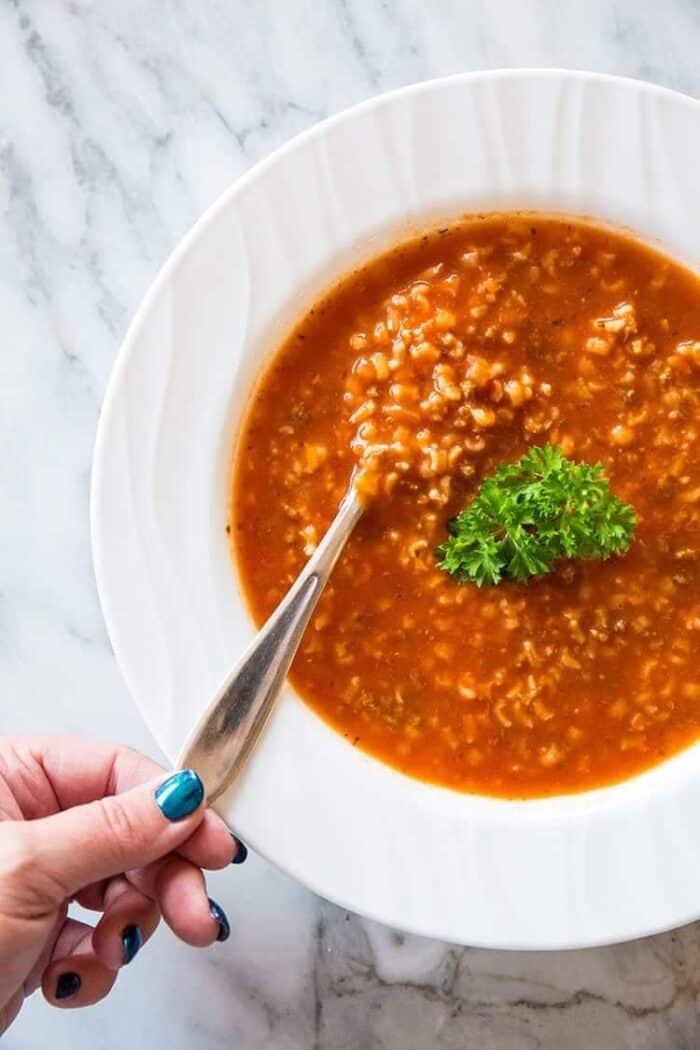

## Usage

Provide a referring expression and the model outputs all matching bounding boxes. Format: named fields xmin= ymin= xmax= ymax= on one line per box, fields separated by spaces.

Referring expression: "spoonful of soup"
xmin=179 ymin=256 xmax=538 ymax=797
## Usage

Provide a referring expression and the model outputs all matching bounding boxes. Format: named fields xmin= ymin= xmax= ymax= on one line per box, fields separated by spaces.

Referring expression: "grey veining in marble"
xmin=4 ymin=1 xmax=700 ymax=1047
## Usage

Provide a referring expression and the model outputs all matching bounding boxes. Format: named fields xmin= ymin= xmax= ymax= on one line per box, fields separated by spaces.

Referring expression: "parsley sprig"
xmin=436 ymin=445 xmax=636 ymax=586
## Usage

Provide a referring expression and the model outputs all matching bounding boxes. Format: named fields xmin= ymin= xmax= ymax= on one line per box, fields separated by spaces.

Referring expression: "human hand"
xmin=0 ymin=735 xmax=246 ymax=1033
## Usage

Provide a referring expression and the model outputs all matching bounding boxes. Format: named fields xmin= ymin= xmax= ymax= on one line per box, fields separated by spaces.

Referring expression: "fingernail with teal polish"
xmin=122 ymin=924 xmax=143 ymax=965
xmin=56 ymin=973 xmax=81 ymax=1000
xmin=208 ymin=898 xmax=230 ymax=942
xmin=231 ymin=834 xmax=248 ymax=865
xmin=154 ymin=770 xmax=204 ymax=821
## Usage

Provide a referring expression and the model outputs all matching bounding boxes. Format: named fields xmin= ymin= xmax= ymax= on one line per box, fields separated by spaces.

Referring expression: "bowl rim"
xmin=92 ymin=68 xmax=700 ymax=949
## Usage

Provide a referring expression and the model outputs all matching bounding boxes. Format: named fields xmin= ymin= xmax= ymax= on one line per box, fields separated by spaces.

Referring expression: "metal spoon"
xmin=178 ymin=482 xmax=364 ymax=801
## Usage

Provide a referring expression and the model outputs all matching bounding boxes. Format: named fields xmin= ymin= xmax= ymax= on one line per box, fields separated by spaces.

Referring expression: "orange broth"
xmin=233 ymin=214 xmax=700 ymax=797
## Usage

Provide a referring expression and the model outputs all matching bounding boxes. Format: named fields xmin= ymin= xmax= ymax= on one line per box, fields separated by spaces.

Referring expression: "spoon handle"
xmin=178 ymin=486 xmax=363 ymax=801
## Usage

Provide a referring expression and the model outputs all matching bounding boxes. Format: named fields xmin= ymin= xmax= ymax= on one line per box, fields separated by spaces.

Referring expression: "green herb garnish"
xmin=436 ymin=445 xmax=636 ymax=587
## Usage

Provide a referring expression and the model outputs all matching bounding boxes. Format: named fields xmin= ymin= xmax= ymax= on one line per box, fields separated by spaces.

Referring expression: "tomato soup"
xmin=233 ymin=214 xmax=700 ymax=798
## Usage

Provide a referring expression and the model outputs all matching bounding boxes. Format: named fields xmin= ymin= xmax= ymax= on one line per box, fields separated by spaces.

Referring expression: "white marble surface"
xmin=4 ymin=1 xmax=700 ymax=1046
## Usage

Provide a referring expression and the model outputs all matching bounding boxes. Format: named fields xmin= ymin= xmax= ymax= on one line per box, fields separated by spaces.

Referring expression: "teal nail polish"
xmin=231 ymin=834 xmax=248 ymax=865
xmin=208 ymin=898 xmax=230 ymax=942
xmin=154 ymin=770 xmax=204 ymax=821
xmin=56 ymin=972 xmax=81 ymax=1000
xmin=122 ymin=924 xmax=143 ymax=965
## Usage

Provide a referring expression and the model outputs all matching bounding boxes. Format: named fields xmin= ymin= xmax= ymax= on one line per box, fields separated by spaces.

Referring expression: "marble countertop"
xmin=4 ymin=1 xmax=700 ymax=1046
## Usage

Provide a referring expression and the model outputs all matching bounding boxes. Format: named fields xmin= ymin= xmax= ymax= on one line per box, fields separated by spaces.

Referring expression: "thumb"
xmin=18 ymin=769 xmax=206 ymax=901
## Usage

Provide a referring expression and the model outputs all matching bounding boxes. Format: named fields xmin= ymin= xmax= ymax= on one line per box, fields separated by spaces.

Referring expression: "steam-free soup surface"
xmin=233 ymin=214 xmax=700 ymax=798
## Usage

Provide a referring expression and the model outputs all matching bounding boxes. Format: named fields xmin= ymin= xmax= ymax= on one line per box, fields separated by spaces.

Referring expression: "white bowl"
xmin=92 ymin=70 xmax=700 ymax=949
